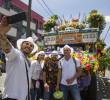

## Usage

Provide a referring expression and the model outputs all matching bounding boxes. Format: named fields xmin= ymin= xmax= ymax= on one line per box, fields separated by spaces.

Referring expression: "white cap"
xmin=60 ymin=45 xmax=74 ymax=54
xmin=35 ymin=51 xmax=45 ymax=58
xmin=17 ymin=37 xmax=38 ymax=53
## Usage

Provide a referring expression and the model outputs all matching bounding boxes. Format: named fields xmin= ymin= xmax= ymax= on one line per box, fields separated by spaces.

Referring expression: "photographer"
xmin=0 ymin=16 xmax=38 ymax=100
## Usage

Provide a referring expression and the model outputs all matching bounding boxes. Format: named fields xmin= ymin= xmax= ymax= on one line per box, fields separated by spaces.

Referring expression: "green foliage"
xmin=43 ymin=19 xmax=56 ymax=32
xmin=43 ymin=15 xmax=58 ymax=32
xmin=97 ymin=44 xmax=110 ymax=70
xmin=50 ymin=15 xmax=58 ymax=20
xmin=98 ymin=53 xmax=110 ymax=69
xmin=95 ymin=39 xmax=106 ymax=49
xmin=106 ymin=47 xmax=110 ymax=54
xmin=87 ymin=9 xmax=106 ymax=35
xmin=90 ymin=9 xmax=98 ymax=14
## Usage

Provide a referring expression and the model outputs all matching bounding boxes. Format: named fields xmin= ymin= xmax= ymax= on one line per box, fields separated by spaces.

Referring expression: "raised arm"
xmin=0 ymin=16 xmax=11 ymax=53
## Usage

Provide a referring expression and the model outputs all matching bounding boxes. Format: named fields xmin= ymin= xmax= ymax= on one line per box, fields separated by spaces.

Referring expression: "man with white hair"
xmin=0 ymin=16 xmax=38 ymax=100
xmin=56 ymin=45 xmax=82 ymax=100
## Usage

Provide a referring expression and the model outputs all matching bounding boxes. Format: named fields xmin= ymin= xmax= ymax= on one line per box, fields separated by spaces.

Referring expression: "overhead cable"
xmin=41 ymin=0 xmax=54 ymax=15
xmin=37 ymin=0 xmax=51 ymax=16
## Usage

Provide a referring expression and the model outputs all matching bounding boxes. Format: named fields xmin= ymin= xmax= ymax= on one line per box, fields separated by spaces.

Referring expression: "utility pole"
xmin=26 ymin=0 xmax=32 ymax=37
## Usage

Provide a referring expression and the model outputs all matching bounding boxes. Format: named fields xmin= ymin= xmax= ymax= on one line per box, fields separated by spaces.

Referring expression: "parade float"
xmin=43 ymin=10 xmax=105 ymax=53
xmin=43 ymin=15 xmax=99 ymax=52
xmin=42 ymin=10 xmax=109 ymax=99
xmin=28 ymin=10 xmax=108 ymax=86
xmin=43 ymin=9 xmax=109 ymax=74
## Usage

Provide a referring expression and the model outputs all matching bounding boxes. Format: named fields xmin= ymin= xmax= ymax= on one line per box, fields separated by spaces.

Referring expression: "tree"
xmin=87 ymin=10 xmax=106 ymax=37
xmin=50 ymin=15 xmax=58 ymax=20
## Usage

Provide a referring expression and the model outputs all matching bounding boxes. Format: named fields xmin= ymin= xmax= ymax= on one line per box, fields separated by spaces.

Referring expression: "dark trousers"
xmin=30 ymin=79 xmax=44 ymax=100
xmin=44 ymin=84 xmax=56 ymax=100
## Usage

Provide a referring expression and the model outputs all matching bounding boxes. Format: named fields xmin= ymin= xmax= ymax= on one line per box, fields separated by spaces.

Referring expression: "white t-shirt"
xmin=3 ymin=47 xmax=31 ymax=100
xmin=30 ymin=60 xmax=42 ymax=80
xmin=59 ymin=57 xmax=80 ymax=86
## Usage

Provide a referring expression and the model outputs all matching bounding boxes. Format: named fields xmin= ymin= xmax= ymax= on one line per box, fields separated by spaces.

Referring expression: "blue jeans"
xmin=60 ymin=84 xmax=81 ymax=100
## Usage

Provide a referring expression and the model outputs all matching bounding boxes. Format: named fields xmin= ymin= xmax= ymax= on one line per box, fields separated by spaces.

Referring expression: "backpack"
xmin=72 ymin=57 xmax=91 ymax=91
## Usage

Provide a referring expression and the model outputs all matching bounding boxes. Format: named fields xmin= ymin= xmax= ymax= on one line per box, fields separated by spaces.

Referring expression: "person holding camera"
xmin=0 ymin=16 xmax=38 ymax=100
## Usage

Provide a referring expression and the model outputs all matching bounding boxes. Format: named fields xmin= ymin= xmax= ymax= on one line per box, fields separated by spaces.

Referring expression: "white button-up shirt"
xmin=3 ymin=47 xmax=31 ymax=100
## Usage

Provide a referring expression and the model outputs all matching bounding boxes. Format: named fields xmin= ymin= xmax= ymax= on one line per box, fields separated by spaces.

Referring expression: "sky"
xmin=21 ymin=0 xmax=110 ymax=46
xmin=21 ymin=0 xmax=110 ymax=20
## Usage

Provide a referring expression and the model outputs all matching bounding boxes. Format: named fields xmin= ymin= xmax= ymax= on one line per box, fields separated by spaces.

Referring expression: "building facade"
xmin=0 ymin=0 xmax=44 ymax=46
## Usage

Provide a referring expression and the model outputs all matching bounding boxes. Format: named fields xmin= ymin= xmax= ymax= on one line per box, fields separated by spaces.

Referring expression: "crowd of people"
xmin=0 ymin=16 xmax=92 ymax=100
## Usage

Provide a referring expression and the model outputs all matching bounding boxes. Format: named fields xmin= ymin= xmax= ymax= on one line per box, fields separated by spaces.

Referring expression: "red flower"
xmin=86 ymin=64 xmax=91 ymax=71
xmin=80 ymin=61 xmax=82 ymax=65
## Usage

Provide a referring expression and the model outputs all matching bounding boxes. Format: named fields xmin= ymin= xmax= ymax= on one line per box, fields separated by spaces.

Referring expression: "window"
xmin=3 ymin=0 xmax=11 ymax=10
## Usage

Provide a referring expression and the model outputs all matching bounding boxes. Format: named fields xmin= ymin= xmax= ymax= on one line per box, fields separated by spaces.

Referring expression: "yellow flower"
xmin=93 ymin=61 xmax=99 ymax=72
xmin=0 ymin=60 xmax=3 ymax=64
xmin=27 ymin=55 xmax=36 ymax=61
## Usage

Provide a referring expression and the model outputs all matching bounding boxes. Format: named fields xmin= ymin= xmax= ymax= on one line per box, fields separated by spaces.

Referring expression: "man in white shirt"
xmin=56 ymin=45 xmax=82 ymax=100
xmin=0 ymin=16 xmax=38 ymax=100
